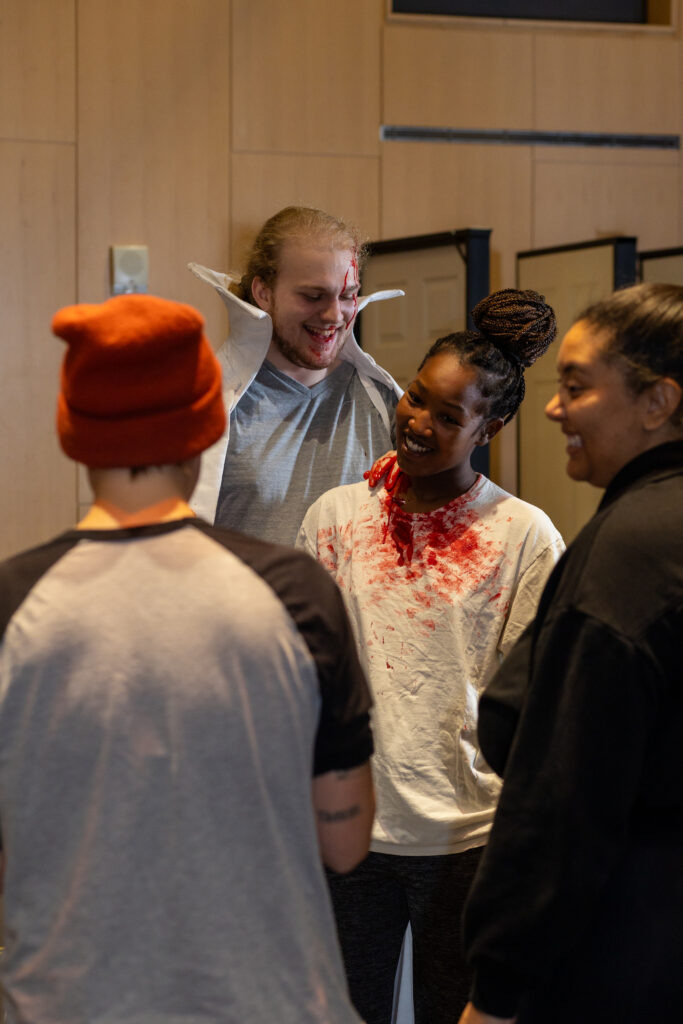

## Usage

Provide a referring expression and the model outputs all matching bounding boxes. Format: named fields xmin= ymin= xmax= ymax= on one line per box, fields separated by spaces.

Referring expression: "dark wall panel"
xmin=392 ymin=1 xmax=645 ymax=22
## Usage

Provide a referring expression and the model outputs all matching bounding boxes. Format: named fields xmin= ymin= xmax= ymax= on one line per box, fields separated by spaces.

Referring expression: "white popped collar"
xmin=187 ymin=262 xmax=404 ymax=522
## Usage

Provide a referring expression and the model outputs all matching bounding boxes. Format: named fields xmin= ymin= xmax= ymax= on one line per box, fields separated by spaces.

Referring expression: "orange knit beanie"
xmin=52 ymin=293 xmax=226 ymax=467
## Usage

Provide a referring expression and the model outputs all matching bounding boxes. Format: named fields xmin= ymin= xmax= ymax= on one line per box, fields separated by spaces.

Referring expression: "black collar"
xmin=599 ymin=440 xmax=683 ymax=512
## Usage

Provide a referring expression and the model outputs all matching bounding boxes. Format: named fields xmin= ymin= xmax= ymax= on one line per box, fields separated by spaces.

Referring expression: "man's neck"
xmin=78 ymin=497 xmax=194 ymax=530
xmin=79 ymin=465 xmax=198 ymax=529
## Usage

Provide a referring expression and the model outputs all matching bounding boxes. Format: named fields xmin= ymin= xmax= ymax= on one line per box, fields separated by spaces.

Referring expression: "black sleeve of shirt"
xmin=0 ymin=533 xmax=82 ymax=642
xmin=194 ymin=522 xmax=373 ymax=776
xmin=0 ymin=531 xmax=83 ymax=852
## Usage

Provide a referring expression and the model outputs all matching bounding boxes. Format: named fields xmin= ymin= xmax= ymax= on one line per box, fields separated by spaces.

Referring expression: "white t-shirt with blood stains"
xmin=297 ymin=474 xmax=564 ymax=856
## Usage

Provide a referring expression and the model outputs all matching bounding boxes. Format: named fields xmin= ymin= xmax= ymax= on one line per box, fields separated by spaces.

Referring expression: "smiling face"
xmin=251 ymin=238 xmax=359 ymax=381
xmin=545 ymin=319 xmax=654 ymax=489
xmin=395 ymin=351 xmax=501 ymax=503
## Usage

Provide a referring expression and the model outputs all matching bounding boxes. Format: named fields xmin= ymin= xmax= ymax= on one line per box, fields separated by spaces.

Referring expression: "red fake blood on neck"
xmin=383 ymin=491 xmax=479 ymax=571
xmin=384 ymin=500 xmax=414 ymax=565
xmin=366 ymin=481 xmax=506 ymax=612
xmin=319 ymin=481 xmax=504 ymax=627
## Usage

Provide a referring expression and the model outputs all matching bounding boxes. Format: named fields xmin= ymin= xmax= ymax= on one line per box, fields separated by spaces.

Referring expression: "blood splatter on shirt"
xmin=297 ymin=475 xmax=564 ymax=855
xmin=316 ymin=477 xmax=508 ymax=623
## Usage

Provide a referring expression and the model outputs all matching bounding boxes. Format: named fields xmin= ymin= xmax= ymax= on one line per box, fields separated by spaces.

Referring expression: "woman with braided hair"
xmin=297 ymin=289 xmax=564 ymax=1024
xmin=459 ymin=284 xmax=683 ymax=1024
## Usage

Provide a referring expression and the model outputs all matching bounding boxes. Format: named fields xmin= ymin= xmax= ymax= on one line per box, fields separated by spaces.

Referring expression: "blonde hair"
xmin=230 ymin=206 xmax=368 ymax=304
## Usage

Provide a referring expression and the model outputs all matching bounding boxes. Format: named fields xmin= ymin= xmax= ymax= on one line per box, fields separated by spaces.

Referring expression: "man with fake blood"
xmin=297 ymin=289 xmax=565 ymax=1024
xmin=187 ymin=205 xmax=403 ymax=546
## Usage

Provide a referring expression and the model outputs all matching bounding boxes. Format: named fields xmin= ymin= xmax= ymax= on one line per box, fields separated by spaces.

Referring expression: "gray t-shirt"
xmin=0 ymin=519 xmax=371 ymax=1023
xmin=215 ymin=360 xmax=397 ymax=545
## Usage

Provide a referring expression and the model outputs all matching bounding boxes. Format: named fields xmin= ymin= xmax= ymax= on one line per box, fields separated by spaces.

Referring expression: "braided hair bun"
xmin=472 ymin=288 xmax=556 ymax=368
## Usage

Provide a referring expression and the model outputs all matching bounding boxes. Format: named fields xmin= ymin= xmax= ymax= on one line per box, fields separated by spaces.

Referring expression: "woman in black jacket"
xmin=459 ymin=283 xmax=683 ymax=1024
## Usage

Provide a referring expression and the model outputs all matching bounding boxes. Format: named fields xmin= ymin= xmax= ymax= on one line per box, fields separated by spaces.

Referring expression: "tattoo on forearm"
xmin=317 ymin=804 xmax=361 ymax=823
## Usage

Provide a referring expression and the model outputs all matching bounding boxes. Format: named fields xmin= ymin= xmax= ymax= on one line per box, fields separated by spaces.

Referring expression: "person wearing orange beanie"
xmin=53 ymin=292 xmax=226 ymax=529
xmin=0 ymin=293 xmax=374 ymax=1023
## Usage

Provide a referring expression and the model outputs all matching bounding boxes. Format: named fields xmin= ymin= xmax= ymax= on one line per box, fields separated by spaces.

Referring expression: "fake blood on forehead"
xmin=342 ymin=255 xmax=359 ymax=327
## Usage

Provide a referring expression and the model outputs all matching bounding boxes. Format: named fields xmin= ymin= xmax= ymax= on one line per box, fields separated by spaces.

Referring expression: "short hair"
xmin=577 ymin=283 xmax=683 ymax=426
xmin=419 ymin=289 xmax=557 ymax=424
xmin=230 ymin=206 xmax=368 ymax=305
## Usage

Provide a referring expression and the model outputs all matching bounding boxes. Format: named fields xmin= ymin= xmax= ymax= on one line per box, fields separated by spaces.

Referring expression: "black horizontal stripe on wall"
xmin=391 ymin=0 xmax=645 ymax=22
xmin=380 ymin=126 xmax=679 ymax=150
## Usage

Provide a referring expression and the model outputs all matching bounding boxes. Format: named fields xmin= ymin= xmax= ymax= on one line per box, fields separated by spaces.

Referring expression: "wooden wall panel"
xmin=77 ymin=0 xmax=231 ymax=347
xmin=383 ymin=23 xmax=534 ymax=129
xmin=532 ymin=148 xmax=680 ymax=250
xmin=0 ymin=142 xmax=76 ymax=557
xmin=231 ymin=0 xmax=381 ymax=156
xmin=641 ymin=250 xmax=683 ymax=283
xmin=534 ymin=28 xmax=679 ymax=134
xmin=380 ymin=142 xmax=533 ymax=289
xmin=230 ymin=153 xmax=380 ymax=268
xmin=0 ymin=0 xmax=75 ymax=141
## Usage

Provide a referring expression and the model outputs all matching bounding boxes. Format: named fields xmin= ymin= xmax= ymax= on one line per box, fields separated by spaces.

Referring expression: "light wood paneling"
xmin=381 ymin=142 xmax=533 ymax=289
xmin=77 ymin=0 xmax=231 ymax=348
xmin=380 ymin=140 xmax=534 ymax=493
xmin=0 ymin=141 xmax=77 ymax=557
xmin=361 ymin=245 xmax=467 ymax=389
xmin=641 ymin=250 xmax=683 ymax=284
xmin=383 ymin=23 xmax=534 ymax=129
xmin=489 ymin=419 xmax=517 ymax=495
xmin=532 ymin=148 xmax=680 ymax=250
xmin=517 ymin=244 xmax=618 ymax=541
xmin=0 ymin=0 xmax=75 ymax=141
xmin=230 ymin=153 xmax=380 ymax=268
xmin=534 ymin=29 xmax=679 ymax=133
xmin=231 ymin=0 xmax=381 ymax=156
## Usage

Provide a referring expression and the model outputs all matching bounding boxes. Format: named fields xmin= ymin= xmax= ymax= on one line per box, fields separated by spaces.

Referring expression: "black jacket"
xmin=463 ymin=441 xmax=683 ymax=1023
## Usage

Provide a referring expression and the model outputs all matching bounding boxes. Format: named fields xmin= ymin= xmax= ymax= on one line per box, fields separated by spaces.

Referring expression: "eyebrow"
xmin=557 ymin=361 xmax=589 ymax=375
xmin=300 ymin=282 xmax=360 ymax=294
xmin=411 ymin=380 xmax=466 ymax=412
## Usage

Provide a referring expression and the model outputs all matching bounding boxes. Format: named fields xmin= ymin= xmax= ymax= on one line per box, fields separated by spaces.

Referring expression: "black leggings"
xmin=327 ymin=847 xmax=483 ymax=1024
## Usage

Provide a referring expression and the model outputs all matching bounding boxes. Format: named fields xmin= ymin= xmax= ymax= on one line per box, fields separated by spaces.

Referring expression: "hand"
xmin=364 ymin=451 xmax=408 ymax=495
xmin=457 ymin=1002 xmax=518 ymax=1024
xmin=364 ymin=450 xmax=397 ymax=487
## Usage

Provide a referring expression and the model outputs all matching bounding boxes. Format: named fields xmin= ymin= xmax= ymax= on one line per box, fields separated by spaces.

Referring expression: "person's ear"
xmin=86 ymin=467 xmax=104 ymax=497
xmin=475 ymin=417 xmax=505 ymax=447
xmin=176 ymin=456 xmax=201 ymax=501
xmin=251 ymin=276 xmax=273 ymax=313
xmin=641 ymin=377 xmax=682 ymax=432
